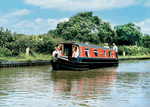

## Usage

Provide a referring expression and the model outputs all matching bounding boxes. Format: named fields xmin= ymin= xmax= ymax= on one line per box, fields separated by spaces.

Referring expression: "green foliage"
xmin=0 ymin=47 xmax=12 ymax=57
xmin=0 ymin=11 xmax=150 ymax=60
xmin=52 ymin=11 xmax=117 ymax=45
xmin=0 ymin=27 xmax=56 ymax=57
xmin=118 ymin=45 xmax=150 ymax=56
xmin=19 ymin=53 xmax=26 ymax=59
xmin=114 ymin=23 xmax=142 ymax=46
xmin=142 ymin=34 xmax=150 ymax=48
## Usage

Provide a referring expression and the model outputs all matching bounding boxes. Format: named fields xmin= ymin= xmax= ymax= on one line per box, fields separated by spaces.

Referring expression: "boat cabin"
xmin=57 ymin=42 xmax=116 ymax=59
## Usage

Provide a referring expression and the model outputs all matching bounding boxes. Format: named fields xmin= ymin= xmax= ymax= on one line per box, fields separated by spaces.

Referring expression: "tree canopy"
xmin=49 ymin=11 xmax=117 ymax=44
xmin=114 ymin=23 xmax=142 ymax=45
xmin=1 ymin=11 xmax=149 ymax=57
xmin=142 ymin=34 xmax=150 ymax=48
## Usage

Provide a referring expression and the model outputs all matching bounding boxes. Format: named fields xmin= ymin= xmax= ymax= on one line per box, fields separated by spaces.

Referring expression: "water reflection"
xmin=0 ymin=60 xmax=150 ymax=107
xmin=51 ymin=67 xmax=117 ymax=99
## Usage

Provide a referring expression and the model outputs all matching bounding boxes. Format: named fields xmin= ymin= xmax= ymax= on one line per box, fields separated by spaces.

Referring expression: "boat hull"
xmin=51 ymin=57 xmax=118 ymax=70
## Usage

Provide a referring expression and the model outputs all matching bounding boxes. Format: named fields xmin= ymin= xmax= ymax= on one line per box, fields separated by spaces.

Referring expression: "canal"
xmin=0 ymin=60 xmax=150 ymax=107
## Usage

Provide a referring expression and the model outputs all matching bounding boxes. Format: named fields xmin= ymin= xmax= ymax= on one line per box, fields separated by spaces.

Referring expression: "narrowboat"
xmin=51 ymin=42 xmax=118 ymax=70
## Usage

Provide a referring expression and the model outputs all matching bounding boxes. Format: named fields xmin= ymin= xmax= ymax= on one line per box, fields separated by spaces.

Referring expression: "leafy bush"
xmin=0 ymin=47 xmax=12 ymax=57
xmin=118 ymin=45 xmax=150 ymax=56
xmin=19 ymin=53 xmax=26 ymax=59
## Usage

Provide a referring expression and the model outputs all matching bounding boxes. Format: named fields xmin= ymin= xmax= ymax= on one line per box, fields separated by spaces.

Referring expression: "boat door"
xmin=63 ymin=44 xmax=73 ymax=57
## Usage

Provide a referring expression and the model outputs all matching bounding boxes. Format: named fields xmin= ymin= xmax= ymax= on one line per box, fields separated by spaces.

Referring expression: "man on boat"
xmin=85 ymin=41 xmax=89 ymax=45
xmin=104 ymin=43 xmax=110 ymax=48
xmin=113 ymin=43 xmax=118 ymax=59
xmin=52 ymin=47 xmax=59 ymax=57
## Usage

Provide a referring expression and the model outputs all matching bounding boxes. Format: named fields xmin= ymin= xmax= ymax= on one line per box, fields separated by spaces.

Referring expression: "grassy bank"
xmin=0 ymin=53 xmax=52 ymax=61
xmin=118 ymin=55 xmax=150 ymax=58
xmin=1 ymin=54 xmax=150 ymax=62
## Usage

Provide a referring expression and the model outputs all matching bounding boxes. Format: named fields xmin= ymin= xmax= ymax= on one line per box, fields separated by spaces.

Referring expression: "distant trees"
xmin=1 ymin=11 xmax=150 ymax=57
xmin=114 ymin=23 xmax=142 ymax=46
xmin=142 ymin=34 xmax=150 ymax=48
xmin=0 ymin=28 xmax=55 ymax=57
xmin=51 ymin=11 xmax=117 ymax=44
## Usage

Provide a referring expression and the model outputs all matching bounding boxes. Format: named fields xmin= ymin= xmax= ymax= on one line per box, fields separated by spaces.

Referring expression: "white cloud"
xmin=15 ymin=20 xmax=29 ymax=28
xmin=59 ymin=17 xmax=69 ymax=22
xmin=24 ymin=0 xmax=141 ymax=11
xmin=143 ymin=0 xmax=150 ymax=7
xmin=4 ymin=9 xmax=30 ymax=18
xmin=47 ymin=17 xmax=69 ymax=27
xmin=101 ymin=17 xmax=150 ymax=35
xmin=47 ymin=18 xmax=58 ymax=26
xmin=9 ymin=17 xmax=70 ymax=35
xmin=134 ymin=18 xmax=150 ymax=35
xmin=111 ymin=23 xmax=118 ymax=30
xmin=0 ymin=18 xmax=9 ymax=24
xmin=35 ymin=18 xmax=44 ymax=24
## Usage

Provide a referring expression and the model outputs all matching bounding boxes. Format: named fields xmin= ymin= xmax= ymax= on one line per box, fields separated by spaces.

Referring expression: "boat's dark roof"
xmin=61 ymin=42 xmax=113 ymax=50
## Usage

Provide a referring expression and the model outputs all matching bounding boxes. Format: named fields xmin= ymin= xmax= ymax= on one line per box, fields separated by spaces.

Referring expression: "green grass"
xmin=118 ymin=55 xmax=150 ymax=58
xmin=0 ymin=53 xmax=52 ymax=61
xmin=1 ymin=54 xmax=150 ymax=62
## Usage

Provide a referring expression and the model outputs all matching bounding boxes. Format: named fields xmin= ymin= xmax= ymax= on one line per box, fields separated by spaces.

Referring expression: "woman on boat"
xmin=72 ymin=46 xmax=79 ymax=58
xmin=58 ymin=46 xmax=62 ymax=55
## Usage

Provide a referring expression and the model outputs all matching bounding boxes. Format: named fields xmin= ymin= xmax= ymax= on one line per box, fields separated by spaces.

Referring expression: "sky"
xmin=0 ymin=0 xmax=150 ymax=35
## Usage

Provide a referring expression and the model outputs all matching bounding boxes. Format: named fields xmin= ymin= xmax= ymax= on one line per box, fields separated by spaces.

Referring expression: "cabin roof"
xmin=61 ymin=42 xmax=114 ymax=50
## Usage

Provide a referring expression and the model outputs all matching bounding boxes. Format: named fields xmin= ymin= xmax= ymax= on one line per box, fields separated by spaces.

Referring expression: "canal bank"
xmin=119 ymin=57 xmax=150 ymax=60
xmin=0 ymin=60 xmax=51 ymax=67
xmin=0 ymin=57 xmax=150 ymax=67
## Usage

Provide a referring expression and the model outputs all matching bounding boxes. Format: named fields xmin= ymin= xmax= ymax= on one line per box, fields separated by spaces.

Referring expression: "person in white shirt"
xmin=75 ymin=46 xmax=79 ymax=58
xmin=113 ymin=43 xmax=118 ymax=59
xmin=58 ymin=46 xmax=62 ymax=55
xmin=72 ymin=46 xmax=79 ymax=58
xmin=85 ymin=41 xmax=89 ymax=45
xmin=104 ymin=43 xmax=110 ymax=48
xmin=52 ymin=47 xmax=59 ymax=57
xmin=72 ymin=47 xmax=76 ymax=57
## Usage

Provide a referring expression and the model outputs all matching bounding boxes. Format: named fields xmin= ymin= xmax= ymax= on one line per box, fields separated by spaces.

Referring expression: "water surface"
xmin=0 ymin=60 xmax=150 ymax=107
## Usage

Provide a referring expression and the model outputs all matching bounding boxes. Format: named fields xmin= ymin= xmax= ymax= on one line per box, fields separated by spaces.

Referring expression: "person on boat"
xmin=58 ymin=45 xmax=62 ymax=55
xmin=52 ymin=47 xmax=59 ymax=57
xmin=113 ymin=43 xmax=118 ymax=59
xmin=104 ymin=43 xmax=110 ymax=48
xmin=76 ymin=46 xmax=79 ymax=57
xmin=85 ymin=41 xmax=89 ymax=45
xmin=72 ymin=46 xmax=79 ymax=58
xmin=72 ymin=47 xmax=76 ymax=57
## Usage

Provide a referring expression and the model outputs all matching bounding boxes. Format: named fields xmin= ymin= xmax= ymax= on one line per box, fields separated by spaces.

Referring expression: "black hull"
xmin=51 ymin=57 xmax=118 ymax=71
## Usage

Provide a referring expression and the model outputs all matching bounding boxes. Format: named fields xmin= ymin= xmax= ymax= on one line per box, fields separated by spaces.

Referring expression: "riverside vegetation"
xmin=0 ymin=11 xmax=150 ymax=61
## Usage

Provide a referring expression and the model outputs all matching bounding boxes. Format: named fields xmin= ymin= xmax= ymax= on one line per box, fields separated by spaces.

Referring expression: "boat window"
xmin=85 ymin=48 xmax=90 ymax=57
xmin=104 ymin=51 xmax=106 ymax=57
xmin=64 ymin=48 xmax=69 ymax=56
xmin=113 ymin=52 xmax=114 ymax=55
xmin=94 ymin=49 xmax=98 ymax=57
xmin=63 ymin=44 xmax=72 ymax=56
xmin=109 ymin=51 xmax=111 ymax=57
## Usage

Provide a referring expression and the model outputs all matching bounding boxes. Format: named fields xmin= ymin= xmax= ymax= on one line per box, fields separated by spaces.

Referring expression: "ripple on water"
xmin=0 ymin=60 xmax=150 ymax=107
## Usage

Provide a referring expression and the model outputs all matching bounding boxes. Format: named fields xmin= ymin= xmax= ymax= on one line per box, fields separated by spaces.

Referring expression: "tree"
xmin=142 ymin=34 xmax=150 ymax=48
xmin=52 ymin=11 xmax=117 ymax=45
xmin=114 ymin=23 xmax=142 ymax=45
